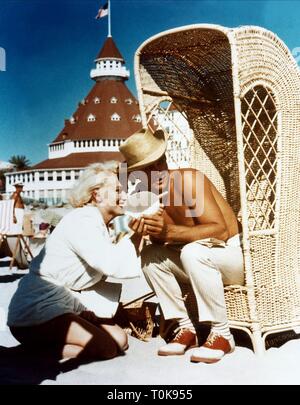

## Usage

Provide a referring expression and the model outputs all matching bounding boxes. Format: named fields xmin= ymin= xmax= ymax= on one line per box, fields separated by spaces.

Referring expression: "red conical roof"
xmin=52 ymin=80 xmax=142 ymax=143
xmin=96 ymin=37 xmax=124 ymax=60
xmin=33 ymin=36 xmax=142 ymax=169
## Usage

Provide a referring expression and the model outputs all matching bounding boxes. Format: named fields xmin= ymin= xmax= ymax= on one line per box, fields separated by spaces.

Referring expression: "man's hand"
xmin=142 ymin=211 xmax=168 ymax=241
xmin=128 ymin=217 xmax=147 ymax=235
xmin=128 ymin=204 xmax=164 ymax=236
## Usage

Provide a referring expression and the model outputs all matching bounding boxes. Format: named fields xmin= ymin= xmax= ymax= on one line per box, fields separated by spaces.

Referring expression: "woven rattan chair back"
xmin=134 ymin=24 xmax=300 ymax=354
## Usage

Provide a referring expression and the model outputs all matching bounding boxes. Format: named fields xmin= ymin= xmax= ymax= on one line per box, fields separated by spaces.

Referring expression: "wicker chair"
xmin=134 ymin=24 xmax=300 ymax=354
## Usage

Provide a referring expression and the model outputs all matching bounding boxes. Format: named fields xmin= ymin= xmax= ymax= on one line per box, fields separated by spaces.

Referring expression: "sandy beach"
xmin=1 ymin=262 xmax=300 ymax=386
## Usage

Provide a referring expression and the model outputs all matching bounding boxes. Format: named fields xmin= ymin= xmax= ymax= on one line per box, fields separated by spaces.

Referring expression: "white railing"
xmin=90 ymin=66 xmax=129 ymax=80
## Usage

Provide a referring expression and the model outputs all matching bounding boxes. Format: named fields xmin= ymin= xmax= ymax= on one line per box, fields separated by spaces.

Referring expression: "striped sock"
xmin=211 ymin=321 xmax=231 ymax=340
xmin=176 ymin=317 xmax=196 ymax=334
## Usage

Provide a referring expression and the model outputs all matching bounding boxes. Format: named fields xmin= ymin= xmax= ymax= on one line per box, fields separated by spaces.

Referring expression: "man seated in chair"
xmin=119 ymin=128 xmax=244 ymax=364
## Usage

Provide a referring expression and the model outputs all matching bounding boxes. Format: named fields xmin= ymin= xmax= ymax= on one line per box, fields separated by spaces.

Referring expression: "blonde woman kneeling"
xmin=8 ymin=163 xmax=143 ymax=361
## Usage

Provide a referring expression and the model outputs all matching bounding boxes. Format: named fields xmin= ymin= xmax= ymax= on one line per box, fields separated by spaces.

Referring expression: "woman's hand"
xmin=128 ymin=217 xmax=148 ymax=254
xmin=128 ymin=217 xmax=147 ymax=236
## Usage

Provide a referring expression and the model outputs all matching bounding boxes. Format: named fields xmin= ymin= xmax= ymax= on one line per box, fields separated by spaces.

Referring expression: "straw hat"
xmin=119 ymin=128 xmax=167 ymax=171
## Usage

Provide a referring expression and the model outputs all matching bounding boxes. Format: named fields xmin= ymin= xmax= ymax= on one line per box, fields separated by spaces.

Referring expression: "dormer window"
xmin=111 ymin=113 xmax=121 ymax=121
xmin=70 ymin=116 xmax=75 ymax=124
xmin=132 ymin=114 xmax=142 ymax=123
xmin=81 ymin=99 xmax=87 ymax=105
xmin=110 ymin=97 xmax=118 ymax=104
xmin=94 ymin=97 xmax=101 ymax=104
xmin=87 ymin=114 xmax=96 ymax=122
xmin=125 ymin=98 xmax=133 ymax=105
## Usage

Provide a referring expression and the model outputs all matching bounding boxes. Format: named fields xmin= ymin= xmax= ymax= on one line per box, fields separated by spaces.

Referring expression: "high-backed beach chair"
xmin=134 ymin=24 xmax=300 ymax=354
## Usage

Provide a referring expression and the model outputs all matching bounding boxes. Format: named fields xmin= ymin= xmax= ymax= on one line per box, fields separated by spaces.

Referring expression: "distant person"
xmin=0 ymin=183 xmax=27 ymax=268
xmin=10 ymin=183 xmax=25 ymax=225
xmin=8 ymin=162 xmax=145 ymax=363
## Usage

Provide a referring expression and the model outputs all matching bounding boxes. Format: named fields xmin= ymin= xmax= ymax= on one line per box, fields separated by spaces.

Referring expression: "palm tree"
xmin=9 ymin=155 xmax=31 ymax=171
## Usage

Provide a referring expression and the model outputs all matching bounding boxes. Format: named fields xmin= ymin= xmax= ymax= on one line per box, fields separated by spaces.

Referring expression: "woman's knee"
xmin=101 ymin=324 xmax=129 ymax=353
xmin=115 ymin=327 xmax=129 ymax=352
xmin=99 ymin=330 xmax=128 ymax=360
xmin=82 ymin=330 xmax=122 ymax=360
xmin=83 ymin=341 xmax=118 ymax=360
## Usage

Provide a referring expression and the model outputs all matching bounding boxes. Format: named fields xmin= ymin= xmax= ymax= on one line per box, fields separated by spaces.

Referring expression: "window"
xmin=111 ymin=113 xmax=121 ymax=121
xmin=132 ymin=114 xmax=142 ymax=123
xmin=110 ymin=97 xmax=118 ymax=104
xmin=70 ymin=116 xmax=75 ymax=124
xmin=87 ymin=114 xmax=96 ymax=122
xmin=94 ymin=97 xmax=101 ymax=104
xmin=125 ymin=98 xmax=133 ymax=105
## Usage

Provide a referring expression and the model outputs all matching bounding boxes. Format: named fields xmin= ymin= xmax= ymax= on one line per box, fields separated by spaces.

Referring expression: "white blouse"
xmin=8 ymin=206 xmax=141 ymax=327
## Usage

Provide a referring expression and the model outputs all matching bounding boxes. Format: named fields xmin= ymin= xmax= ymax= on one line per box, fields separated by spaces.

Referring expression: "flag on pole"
xmin=95 ymin=2 xmax=108 ymax=19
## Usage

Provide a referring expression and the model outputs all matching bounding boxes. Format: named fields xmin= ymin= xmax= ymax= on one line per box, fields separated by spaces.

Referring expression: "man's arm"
xmin=144 ymin=171 xmax=229 ymax=244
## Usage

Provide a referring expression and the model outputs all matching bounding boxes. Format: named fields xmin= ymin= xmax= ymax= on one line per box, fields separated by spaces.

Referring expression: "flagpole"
xmin=108 ymin=0 xmax=112 ymax=37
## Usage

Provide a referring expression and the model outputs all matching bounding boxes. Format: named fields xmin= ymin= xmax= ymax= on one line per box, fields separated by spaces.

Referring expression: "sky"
xmin=0 ymin=0 xmax=300 ymax=165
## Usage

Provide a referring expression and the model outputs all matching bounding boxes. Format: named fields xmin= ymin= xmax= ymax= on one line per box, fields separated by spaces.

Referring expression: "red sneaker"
xmin=158 ymin=328 xmax=198 ymax=356
xmin=190 ymin=333 xmax=235 ymax=363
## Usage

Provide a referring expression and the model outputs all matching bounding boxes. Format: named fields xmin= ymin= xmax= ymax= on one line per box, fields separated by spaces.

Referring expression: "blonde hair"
xmin=68 ymin=161 xmax=118 ymax=208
